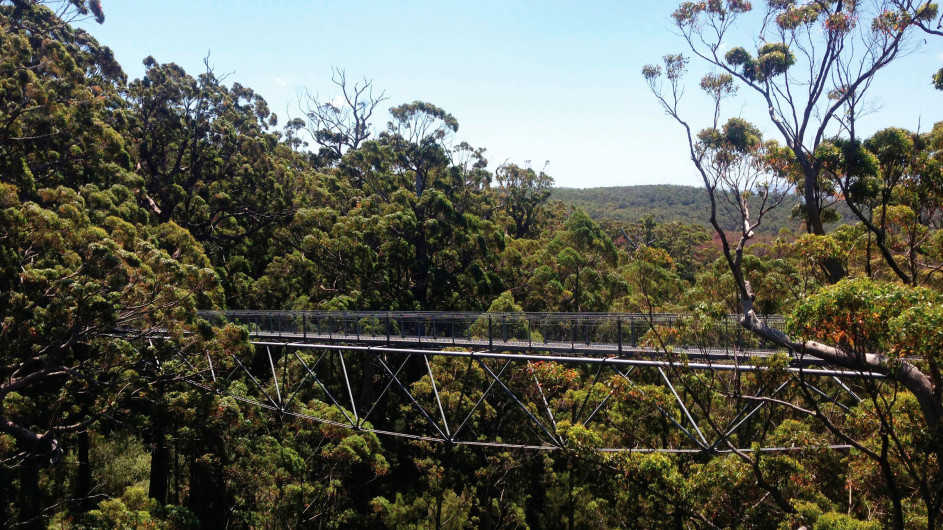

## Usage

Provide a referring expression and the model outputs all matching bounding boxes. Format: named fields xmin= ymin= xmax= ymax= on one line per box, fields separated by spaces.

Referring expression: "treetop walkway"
xmin=200 ymin=309 xmax=788 ymax=360
xmin=167 ymin=310 xmax=882 ymax=454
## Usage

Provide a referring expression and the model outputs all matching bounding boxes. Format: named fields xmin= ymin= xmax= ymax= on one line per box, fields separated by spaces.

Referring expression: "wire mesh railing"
xmin=199 ymin=310 xmax=786 ymax=354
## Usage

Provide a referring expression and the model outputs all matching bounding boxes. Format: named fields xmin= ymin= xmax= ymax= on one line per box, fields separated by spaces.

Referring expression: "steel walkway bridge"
xmin=172 ymin=310 xmax=881 ymax=455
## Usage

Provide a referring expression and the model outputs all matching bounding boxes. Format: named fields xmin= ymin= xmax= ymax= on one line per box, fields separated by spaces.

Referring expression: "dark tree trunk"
xmin=188 ymin=444 xmax=229 ymax=527
xmin=879 ymin=435 xmax=906 ymax=530
xmin=822 ymin=256 xmax=846 ymax=283
xmin=412 ymin=215 xmax=430 ymax=308
xmin=0 ymin=466 xmax=9 ymax=527
xmin=148 ymin=426 xmax=169 ymax=505
xmin=173 ymin=440 xmax=181 ymax=505
xmin=148 ymin=379 xmax=170 ymax=506
xmin=567 ymin=458 xmax=575 ymax=530
xmin=18 ymin=454 xmax=41 ymax=529
xmin=75 ymin=430 xmax=93 ymax=512
xmin=434 ymin=488 xmax=443 ymax=530
xmin=524 ymin=455 xmax=546 ymax=529
xmin=799 ymin=163 xmax=845 ymax=283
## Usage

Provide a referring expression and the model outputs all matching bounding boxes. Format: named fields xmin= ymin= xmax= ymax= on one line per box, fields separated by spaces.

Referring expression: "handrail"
xmin=199 ymin=309 xmax=784 ymax=322
xmin=197 ymin=310 xmax=787 ymax=355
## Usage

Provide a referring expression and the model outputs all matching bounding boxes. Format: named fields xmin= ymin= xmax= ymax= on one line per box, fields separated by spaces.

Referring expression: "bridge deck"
xmin=248 ymin=329 xmax=780 ymax=355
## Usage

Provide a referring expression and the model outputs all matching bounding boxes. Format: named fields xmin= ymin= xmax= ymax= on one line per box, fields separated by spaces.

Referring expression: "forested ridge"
xmin=552 ymin=185 xmax=856 ymax=235
xmin=2 ymin=1 xmax=943 ymax=528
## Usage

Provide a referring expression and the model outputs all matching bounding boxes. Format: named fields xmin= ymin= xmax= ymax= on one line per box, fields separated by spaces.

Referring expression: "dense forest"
xmin=2 ymin=0 xmax=943 ymax=528
xmin=552 ymin=185 xmax=856 ymax=235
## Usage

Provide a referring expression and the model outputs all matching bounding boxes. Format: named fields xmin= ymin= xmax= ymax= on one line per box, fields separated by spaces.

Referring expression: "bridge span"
xmin=171 ymin=310 xmax=880 ymax=455
xmin=202 ymin=309 xmax=790 ymax=359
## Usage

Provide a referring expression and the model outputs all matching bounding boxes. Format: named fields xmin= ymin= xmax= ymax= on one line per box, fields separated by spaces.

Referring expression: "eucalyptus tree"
xmin=301 ymin=67 xmax=387 ymax=166
xmin=645 ymin=44 xmax=943 ymax=526
xmin=815 ymin=125 xmax=943 ymax=286
xmin=668 ymin=0 xmax=941 ymax=282
xmin=495 ymin=162 xmax=554 ymax=239
xmin=125 ymin=56 xmax=313 ymax=300
xmin=382 ymin=100 xmax=459 ymax=199
xmin=0 ymin=0 xmax=126 ymax=195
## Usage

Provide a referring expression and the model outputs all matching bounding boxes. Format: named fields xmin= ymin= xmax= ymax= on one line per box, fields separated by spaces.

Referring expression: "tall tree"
xmin=126 ymin=56 xmax=308 ymax=292
xmin=301 ymin=68 xmax=387 ymax=166
xmin=645 ymin=49 xmax=943 ymax=527
xmin=668 ymin=0 xmax=941 ymax=282
xmin=0 ymin=0 xmax=125 ymax=194
xmin=817 ymin=126 xmax=943 ymax=285
xmin=495 ymin=162 xmax=553 ymax=239
xmin=384 ymin=100 xmax=458 ymax=199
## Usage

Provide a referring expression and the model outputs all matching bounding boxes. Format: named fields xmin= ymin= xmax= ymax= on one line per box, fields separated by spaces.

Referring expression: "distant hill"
xmin=552 ymin=184 xmax=853 ymax=235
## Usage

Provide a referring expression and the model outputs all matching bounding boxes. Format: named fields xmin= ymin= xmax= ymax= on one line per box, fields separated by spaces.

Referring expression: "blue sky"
xmin=79 ymin=1 xmax=943 ymax=188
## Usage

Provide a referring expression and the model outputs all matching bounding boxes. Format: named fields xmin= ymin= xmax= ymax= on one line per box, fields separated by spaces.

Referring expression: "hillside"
xmin=552 ymin=184 xmax=853 ymax=234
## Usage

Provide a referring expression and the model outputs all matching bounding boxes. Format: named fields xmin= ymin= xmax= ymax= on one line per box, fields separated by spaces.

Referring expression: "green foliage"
xmin=0 ymin=1 xmax=127 ymax=193
xmin=467 ymin=291 xmax=536 ymax=342
xmin=371 ymin=489 xmax=475 ymax=529
xmin=3 ymin=3 xmax=943 ymax=528
xmin=755 ymin=42 xmax=796 ymax=80
xmin=723 ymin=42 xmax=796 ymax=82
xmin=789 ymin=500 xmax=882 ymax=530
xmin=698 ymin=117 xmax=763 ymax=154
xmin=788 ymin=277 xmax=942 ymax=353
xmin=495 ymin=163 xmax=553 ymax=238
xmin=89 ymin=431 xmax=151 ymax=495
xmin=724 ymin=46 xmax=753 ymax=67
xmin=61 ymin=486 xmax=199 ymax=529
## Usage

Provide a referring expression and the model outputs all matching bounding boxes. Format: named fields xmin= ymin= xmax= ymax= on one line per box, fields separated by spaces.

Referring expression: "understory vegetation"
xmin=2 ymin=0 xmax=943 ymax=528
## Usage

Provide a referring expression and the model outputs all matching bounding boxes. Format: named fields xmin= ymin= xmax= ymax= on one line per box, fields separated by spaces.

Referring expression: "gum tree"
xmin=668 ymin=0 xmax=940 ymax=282
xmin=644 ymin=43 xmax=943 ymax=528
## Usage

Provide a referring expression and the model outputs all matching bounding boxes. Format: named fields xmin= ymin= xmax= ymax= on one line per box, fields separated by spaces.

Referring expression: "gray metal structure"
xmin=179 ymin=310 xmax=880 ymax=454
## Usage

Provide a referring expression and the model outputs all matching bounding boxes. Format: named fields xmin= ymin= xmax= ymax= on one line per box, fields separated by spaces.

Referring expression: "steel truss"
xmin=175 ymin=336 xmax=883 ymax=455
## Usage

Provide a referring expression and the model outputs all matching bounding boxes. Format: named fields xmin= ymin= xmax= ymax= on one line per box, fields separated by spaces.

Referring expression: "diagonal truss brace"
xmin=176 ymin=341 xmax=871 ymax=454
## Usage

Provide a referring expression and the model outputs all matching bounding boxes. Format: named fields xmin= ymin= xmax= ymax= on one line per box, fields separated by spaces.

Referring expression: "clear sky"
xmin=78 ymin=1 xmax=943 ymax=188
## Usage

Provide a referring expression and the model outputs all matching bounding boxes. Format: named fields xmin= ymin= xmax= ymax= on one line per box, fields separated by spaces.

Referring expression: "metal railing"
xmin=199 ymin=310 xmax=786 ymax=355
